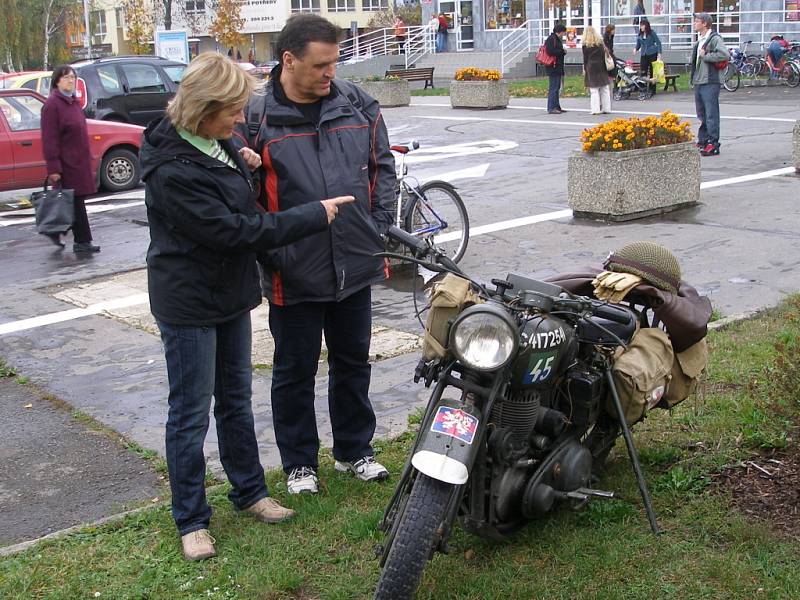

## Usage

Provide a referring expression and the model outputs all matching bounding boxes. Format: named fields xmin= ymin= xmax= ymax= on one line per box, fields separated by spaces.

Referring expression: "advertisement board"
xmin=155 ymin=30 xmax=190 ymax=64
xmin=241 ymin=0 xmax=289 ymax=33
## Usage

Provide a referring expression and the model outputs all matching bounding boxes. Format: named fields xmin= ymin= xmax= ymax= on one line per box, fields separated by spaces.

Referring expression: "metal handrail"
xmin=338 ymin=25 xmax=435 ymax=66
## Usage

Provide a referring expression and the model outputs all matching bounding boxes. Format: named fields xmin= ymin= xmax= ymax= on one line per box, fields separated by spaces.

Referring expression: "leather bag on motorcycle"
xmin=608 ymin=327 xmax=674 ymax=425
xmin=423 ymin=274 xmax=484 ymax=360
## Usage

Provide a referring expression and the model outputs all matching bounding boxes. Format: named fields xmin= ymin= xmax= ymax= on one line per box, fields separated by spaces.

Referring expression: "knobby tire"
xmin=373 ymin=474 xmax=453 ymax=600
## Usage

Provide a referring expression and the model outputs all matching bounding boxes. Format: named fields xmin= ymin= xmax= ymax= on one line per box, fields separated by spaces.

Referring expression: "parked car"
xmin=0 ymin=89 xmax=144 ymax=192
xmin=5 ymin=71 xmax=52 ymax=95
xmin=70 ymin=56 xmax=185 ymax=126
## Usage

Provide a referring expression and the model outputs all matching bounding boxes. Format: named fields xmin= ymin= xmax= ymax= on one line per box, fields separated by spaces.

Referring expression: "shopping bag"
xmin=30 ymin=180 xmax=74 ymax=235
xmin=604 ymin=48 xmax=615 ymax=71
xmin=652 ymin=60 xmax=666 ymax=85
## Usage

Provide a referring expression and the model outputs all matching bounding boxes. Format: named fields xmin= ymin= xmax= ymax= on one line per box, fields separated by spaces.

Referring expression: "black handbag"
xmin=30 ymin=180 xmax=74 ymax=235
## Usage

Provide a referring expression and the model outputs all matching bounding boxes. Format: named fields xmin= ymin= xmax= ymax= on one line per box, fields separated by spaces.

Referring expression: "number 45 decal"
xmin=527 ymin=351 xmax=557 ymax=384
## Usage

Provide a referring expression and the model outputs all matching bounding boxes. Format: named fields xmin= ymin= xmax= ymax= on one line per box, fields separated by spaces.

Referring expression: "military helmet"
xmin=604 ymin=241 xmax=681 ymax=293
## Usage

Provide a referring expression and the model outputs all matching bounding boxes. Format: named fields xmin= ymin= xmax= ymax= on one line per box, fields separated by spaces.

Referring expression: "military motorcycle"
xmin=373 ymin=227 xmax=664 ymax=600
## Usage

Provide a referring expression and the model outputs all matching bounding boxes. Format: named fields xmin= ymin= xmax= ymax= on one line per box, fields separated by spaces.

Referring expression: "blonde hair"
xmin=582 ymin=26 xmax=603 ymax=47
xmin=166 ymin=52 xmax=261 ymax=135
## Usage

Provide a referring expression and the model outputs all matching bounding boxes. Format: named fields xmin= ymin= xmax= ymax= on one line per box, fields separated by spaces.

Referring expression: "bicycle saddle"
xmin=390 ymin=140 xmax=420 ymax=154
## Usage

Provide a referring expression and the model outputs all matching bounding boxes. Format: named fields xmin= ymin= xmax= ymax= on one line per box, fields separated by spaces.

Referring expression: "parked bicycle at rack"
xmin=722 ymin=41 xmax=763 ymax=92
xmin=388 ymin=141 xmax=470 ymax=263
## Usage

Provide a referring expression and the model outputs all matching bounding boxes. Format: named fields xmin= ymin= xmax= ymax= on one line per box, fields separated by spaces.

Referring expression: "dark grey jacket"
xmin=141 ymin=117 xmax=328 ymax=325
xmin=241 ymin=73 xmax=395 ymax=306
xmin=691 ymin=32 xmax=729 ymax=86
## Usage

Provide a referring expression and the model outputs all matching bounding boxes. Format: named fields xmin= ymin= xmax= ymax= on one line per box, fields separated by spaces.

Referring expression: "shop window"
xmin=362 ymin=0 xmax=388 ymax=11
xmin=291 ymin=0 xmax=320 ymax=12
xmin=328 ymin=0 xmax=355 ymax=10
xmin=484 ymin=0 xmax=525 ymax=30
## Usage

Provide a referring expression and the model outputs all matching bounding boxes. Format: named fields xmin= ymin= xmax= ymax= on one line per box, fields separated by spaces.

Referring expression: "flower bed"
xmin=358 ymin=75 xmax=409 ymax=108
xmin=450 ymin=68 xmax=508 ymax=109
xmin=569 ymin=111 xmax=700 ymax=221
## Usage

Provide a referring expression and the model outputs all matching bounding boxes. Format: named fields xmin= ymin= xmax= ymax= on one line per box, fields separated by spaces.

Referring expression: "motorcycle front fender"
xmin=412 ymin=398 xmax=485 ymax=486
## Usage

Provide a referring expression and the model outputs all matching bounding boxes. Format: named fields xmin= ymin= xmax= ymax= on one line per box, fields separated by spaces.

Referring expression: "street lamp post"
xmin=83 ymin=0 xmax=92 ymax=59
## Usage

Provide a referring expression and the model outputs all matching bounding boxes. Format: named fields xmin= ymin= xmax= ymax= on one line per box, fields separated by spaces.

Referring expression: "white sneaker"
xmin=334 ymin=456 xmax=389 ymax=482
xmin=287 ymin=466 xmax=318 ymax=495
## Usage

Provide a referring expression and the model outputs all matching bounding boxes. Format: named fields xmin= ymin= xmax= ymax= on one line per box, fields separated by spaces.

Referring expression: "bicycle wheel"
xmin=742 ymin=56 xmax=761 ymax=78
xmin=722 ymin=63 xmax=740 ymax=92
xmin=783 ymin=62 xmax=800 ymax=88
xmin=404 ymin=181 xmax=469 ymax=263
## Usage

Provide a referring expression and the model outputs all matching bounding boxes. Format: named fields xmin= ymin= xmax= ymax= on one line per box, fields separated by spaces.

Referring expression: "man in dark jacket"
xmin=241 ymin=14 xmax=395 ymax=495
xmin=691 ymin=12 xmax=728 ymax=156
xmin=545 ymin=23 xmax=567 ymax=114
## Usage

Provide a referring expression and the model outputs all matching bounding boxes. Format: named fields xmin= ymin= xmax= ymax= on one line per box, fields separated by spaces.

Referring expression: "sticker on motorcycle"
xmin=524 ymin=350 xmax=557 ymax=384
xmin=430 ymin=406 xmax=479 ymax=445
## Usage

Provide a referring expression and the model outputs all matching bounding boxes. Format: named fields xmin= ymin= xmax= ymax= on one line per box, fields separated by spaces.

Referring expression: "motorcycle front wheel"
xmin=374 ymin=474 xmax=453 ymax=600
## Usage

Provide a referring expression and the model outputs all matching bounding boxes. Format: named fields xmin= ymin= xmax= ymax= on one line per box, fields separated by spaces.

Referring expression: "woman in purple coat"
xmin=41 ymin=65 xmax=99 ymax=253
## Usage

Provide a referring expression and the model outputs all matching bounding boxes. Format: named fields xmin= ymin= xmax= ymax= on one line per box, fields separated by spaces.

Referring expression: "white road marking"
xmin=699 ymin=167 xmax=796 ymax=189
xmin=404 ymin=139 xmax=518 ymax=164
xmin=0 ymin=200 xmax=145 ymax=226
xmin=411 ymin=101 xmax=800 ymax=123
xmin=421 ymin=163 xmax=490 ymax=183
xmin=418 ymin=115 xmax=592 ymax=127
xmin=1 ymin=166 xmax=795 ymax=335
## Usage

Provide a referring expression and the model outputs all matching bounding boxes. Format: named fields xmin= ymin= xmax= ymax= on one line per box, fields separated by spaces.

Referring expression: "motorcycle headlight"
xmin=449 ymin=304 xmax=518 ymax=371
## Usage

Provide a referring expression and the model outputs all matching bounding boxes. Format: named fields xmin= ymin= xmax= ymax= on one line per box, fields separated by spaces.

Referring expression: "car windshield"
xmin=0 ymin=93 xmax=43 ymax=131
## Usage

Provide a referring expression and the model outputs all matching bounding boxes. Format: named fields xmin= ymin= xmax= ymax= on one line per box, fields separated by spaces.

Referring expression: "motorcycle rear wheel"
xmin=374 ymin=474 xmax=453 ymax=600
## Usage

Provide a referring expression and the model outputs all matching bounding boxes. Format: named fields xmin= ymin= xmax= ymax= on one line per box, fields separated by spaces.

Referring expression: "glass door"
xmin=458 ymin=0 xmax=474 ymax=50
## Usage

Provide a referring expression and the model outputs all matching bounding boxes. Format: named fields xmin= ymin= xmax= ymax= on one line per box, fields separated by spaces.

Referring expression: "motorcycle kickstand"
xmin=605 ymin=369 xmax=661 ymax=535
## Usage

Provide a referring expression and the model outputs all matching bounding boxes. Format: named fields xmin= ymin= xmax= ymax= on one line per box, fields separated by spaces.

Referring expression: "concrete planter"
xmin=359 ymin=79 xmax=410 ymax=108
xmin=793 ymin=120 xmax=800 ymax=173
xmin=449 ymin=80 xmax=509 ymax=109
xmin=567 ymin=142 xmax=700 ymax=221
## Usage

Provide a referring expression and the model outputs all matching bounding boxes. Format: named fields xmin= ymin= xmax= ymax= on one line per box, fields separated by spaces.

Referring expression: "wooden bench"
xmin=385 ymin=67 xmax=435 ymax=89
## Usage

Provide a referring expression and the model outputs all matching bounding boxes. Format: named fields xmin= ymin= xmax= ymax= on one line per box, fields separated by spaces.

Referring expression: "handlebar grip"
xmin=593 ymin=303 xmax=635 ymax=325
xmin=386 ymin=226 xmax=428 ymax=257
xmin=412 ymin=140 xmax=420 ymax=150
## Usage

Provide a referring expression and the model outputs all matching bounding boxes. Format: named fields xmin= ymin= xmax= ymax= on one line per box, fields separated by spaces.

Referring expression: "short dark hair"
xmin=553 ymin=22 xmax=567 ymax=34
xmin=50 ymin=65 xmax=76 ymax=90
xmin=276 ymin=14 xmax=339 ymax=66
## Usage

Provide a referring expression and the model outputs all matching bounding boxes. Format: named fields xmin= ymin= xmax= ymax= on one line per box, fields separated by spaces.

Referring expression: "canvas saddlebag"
xmin=422 ymin=274 xmax=483 ymax=360
xmin=607 ymin=327 xmax=674 ymax=425
xmin=661 ymin=338 xmax=708 ymax=408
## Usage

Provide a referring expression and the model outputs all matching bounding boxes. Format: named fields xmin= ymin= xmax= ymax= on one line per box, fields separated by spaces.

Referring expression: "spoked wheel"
xmin=374 ymin=474 xmax=453 ymax=600
xmin=783 ymin=62 xmax=800 ymax=88
xmin=742 ymin=56 xmax=762 ymax=79
xmin=722 ymin=64 xmax=740 ymax=92
xmin=613 ymin=87 xmax=624 ymax=101
xmin=404 ymin=180 xmax=470 ymax=263
xmin=637 ymin=87 xmax=654 ymax=101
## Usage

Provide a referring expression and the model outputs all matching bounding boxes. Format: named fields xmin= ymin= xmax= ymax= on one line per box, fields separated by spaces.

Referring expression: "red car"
xmin=0 ymin=88 xmax=143 ymax=192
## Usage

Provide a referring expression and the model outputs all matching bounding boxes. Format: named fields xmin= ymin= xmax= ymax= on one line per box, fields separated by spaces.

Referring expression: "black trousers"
xmin=268 ymin=285 xmax=376 ymax=473
xmin=640 ymin=53 xmax=658 ymax=94
xmin=72 ymin=195 xmax=93 ymax=243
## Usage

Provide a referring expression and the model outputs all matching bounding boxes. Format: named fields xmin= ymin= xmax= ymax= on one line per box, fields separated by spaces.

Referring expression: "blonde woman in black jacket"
xmin=582 ymin=26 xmax=612 ymax=114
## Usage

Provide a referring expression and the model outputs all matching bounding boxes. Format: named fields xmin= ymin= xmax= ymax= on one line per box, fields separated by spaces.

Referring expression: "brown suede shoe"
xmin=244 ymin=497 xmax=295 ymax=524
xmin=181 ymin=529 xmax=216 ymax=561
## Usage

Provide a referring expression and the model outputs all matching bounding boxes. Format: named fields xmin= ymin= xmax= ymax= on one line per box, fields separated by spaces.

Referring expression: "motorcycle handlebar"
xmin=386 ymin=226 xmax=428 ymax=257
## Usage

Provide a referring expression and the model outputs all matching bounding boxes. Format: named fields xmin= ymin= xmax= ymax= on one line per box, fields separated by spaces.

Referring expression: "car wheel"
xmin=100 ymin=148 xmax=140 ymax=192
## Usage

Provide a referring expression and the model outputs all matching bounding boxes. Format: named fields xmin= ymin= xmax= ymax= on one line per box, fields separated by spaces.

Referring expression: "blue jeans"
xmin=694 ymin=83 xmax=721 ymax=147
xmin=157 ymin=312 xmax=268 ymax=535
xmin=437 ymin=32 xmax=447 ymax=53
xmin=547 ymin=74 xmax=562 ymax=111
xmin=268 ymin=286 xmax=376 ymax=473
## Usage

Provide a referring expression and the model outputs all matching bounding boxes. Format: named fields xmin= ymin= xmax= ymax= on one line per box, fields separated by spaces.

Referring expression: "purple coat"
xmin=41 ymin=91 xmax=96 ymax=196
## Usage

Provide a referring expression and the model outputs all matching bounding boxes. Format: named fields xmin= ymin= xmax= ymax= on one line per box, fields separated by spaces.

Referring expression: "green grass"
xmin=411 ymin=75 xmax=588 ymax=98
xmin=2 ymin=297 xmax=800 ymax=599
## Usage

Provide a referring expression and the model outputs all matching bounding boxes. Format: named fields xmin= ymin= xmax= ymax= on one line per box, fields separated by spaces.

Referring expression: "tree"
xmin=367 ymin=5 xmax=422 ymax=28
xmin=122 ymin=0 xmax=155 ymax=55
xmin=40 ymin=0 xmax=70 ymax=69
xmin=209 ymin=0 xmax=245 ymax=54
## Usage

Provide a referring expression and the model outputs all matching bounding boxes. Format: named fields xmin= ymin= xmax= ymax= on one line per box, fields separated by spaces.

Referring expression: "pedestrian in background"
xmin=634 ymin=18 xmax=661 ymax=96
xmin=40 ymin=65 xmax=99 ymax=253
xmin=428 ymin=13 xmax=440 ymax=52
xmin=582 ymin=27 xmax=612 ymax=115
xmin=691 ymin=12 xmax=728 ymax=156
xmin=140 ymin=52 xmax=353 ymax=562
xmin=437 ymin=13 xmax=449 ymax=53
xmin=394 ymin=16 xmax=407 ymax=55
xmin=603 ymin=23 xmax=618 ymax=90
xmin=545 ymin=23 xmax=568 ymax=114
xmin=632 ymin=0 xmax=646 ymax=25
xmin=242 ymin=14 xmax=395 ymax=496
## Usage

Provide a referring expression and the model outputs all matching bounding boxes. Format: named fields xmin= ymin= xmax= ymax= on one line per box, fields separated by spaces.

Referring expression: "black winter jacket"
xmin=240 ymin=72 xmax=395 ymax=306
xmin=141 ymin=117 xmax=328 ymax=325
xmin=545 ymin=33 xmax=567 ymax=76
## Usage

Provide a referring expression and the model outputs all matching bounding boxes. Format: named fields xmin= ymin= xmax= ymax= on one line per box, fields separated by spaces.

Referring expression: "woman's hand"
xmin=239 ymin=147 xmax=262 ymax=170
xmin=320 ymin=196 xmax=355 ymax=224
xmin=47 ymin=173 xmax=61 ymax=184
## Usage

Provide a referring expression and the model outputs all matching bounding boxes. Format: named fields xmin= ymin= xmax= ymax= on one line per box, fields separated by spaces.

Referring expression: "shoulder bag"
xmin=30 ymin=180 xmax=75 ymax=235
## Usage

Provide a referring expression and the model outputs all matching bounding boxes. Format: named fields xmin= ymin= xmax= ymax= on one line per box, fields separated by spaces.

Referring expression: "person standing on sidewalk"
xmin=634 ymin=18 xmax=662 ymax=96
xmin=437 ymin=13 xmax=449 ymax=53
xmin=242 ymin=14 xmax=395 ymax=495
xmin=691 ymin=12 xmax=728 ymax=157
xmin=40 ymin=65 xmax=99 ymax=253
xmin=545 ymin=23 xmax=568 ymax=114
xmin=141 ymin=52 xmax=353 ymax=561
xmin=582 ymin=27 xmax=612 ymax=115
xmin=394 ymin=16 xmax=407 ymax=54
